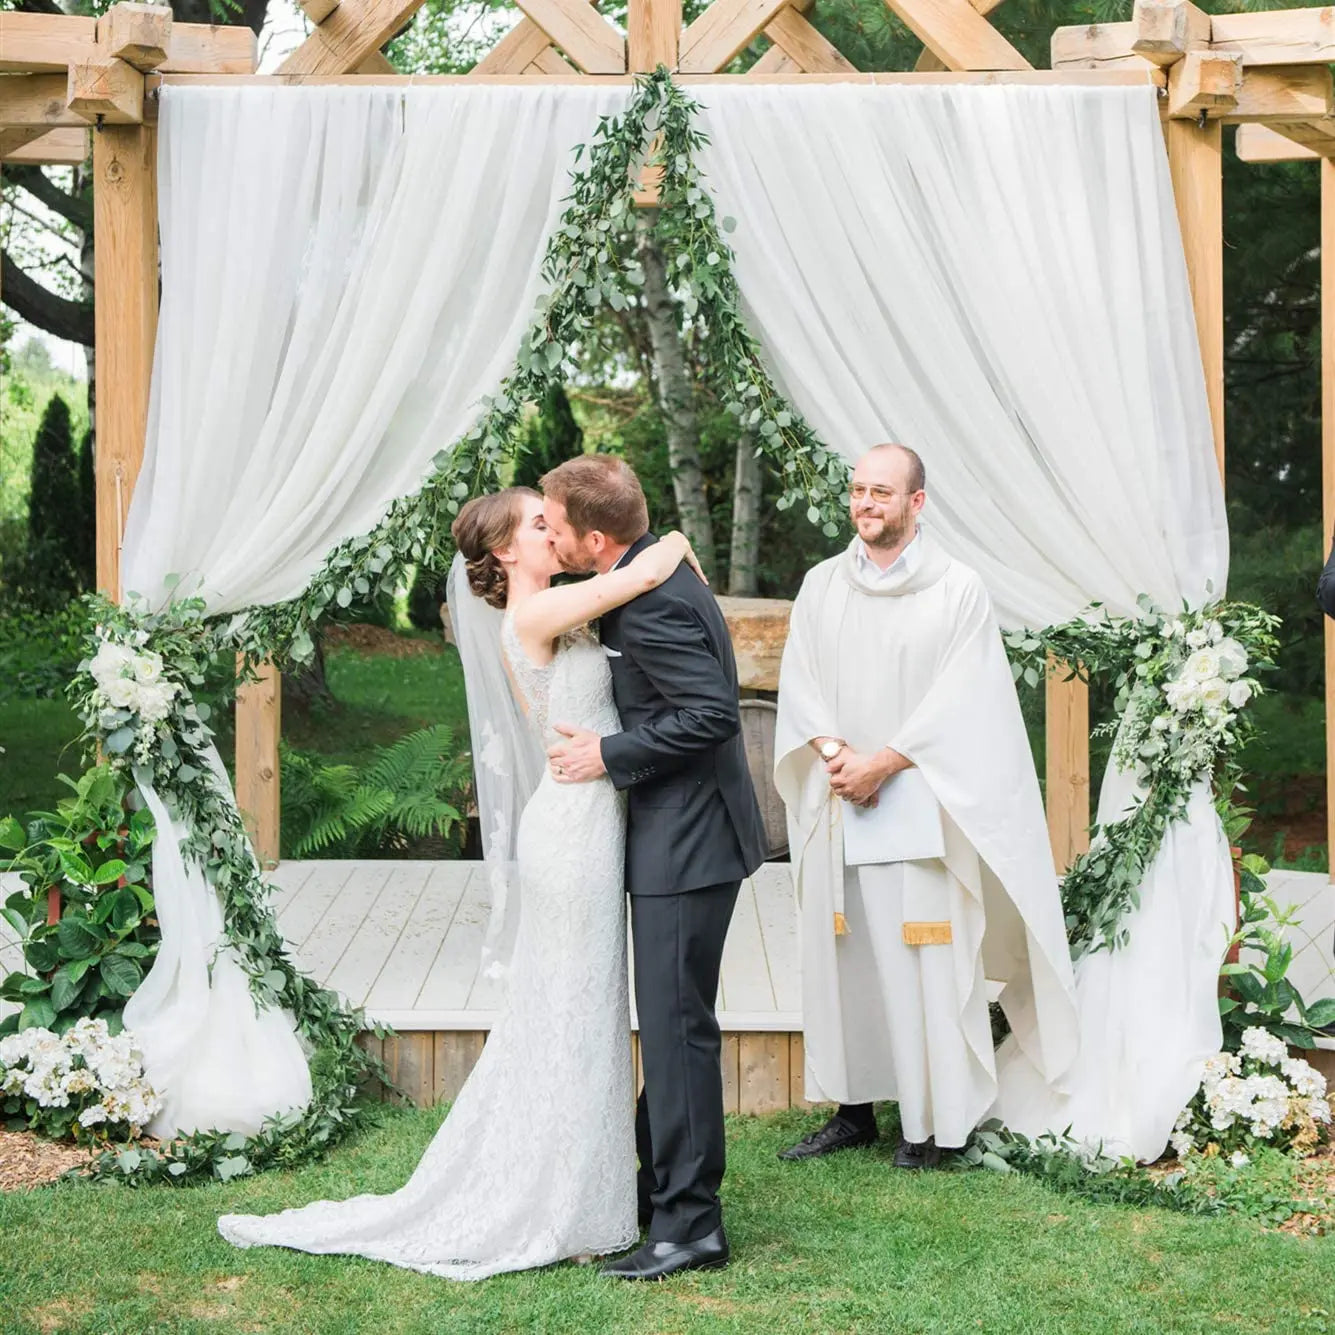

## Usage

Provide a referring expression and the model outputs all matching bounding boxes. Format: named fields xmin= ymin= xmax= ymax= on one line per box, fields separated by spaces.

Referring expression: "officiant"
xmin=773 ymin=444 xmax=1078 ymax=1168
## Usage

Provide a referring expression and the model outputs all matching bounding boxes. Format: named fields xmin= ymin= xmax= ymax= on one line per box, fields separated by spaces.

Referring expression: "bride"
xmin=219 ymin=486 xmax=703 ymax=1280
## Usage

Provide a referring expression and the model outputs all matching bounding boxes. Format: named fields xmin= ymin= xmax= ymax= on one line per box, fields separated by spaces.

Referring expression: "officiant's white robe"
xmin=775 ymin=534 xmax=1078 ymax=1145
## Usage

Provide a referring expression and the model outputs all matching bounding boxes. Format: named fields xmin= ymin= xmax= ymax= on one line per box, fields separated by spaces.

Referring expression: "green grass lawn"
xmin=3 ymin=1105 xmax=1333 ymax=1335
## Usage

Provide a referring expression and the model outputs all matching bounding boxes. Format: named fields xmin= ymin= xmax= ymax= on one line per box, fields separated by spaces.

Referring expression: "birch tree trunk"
xmin=728 ymin=433 xmax=762 ymax=596
xmin=638 ymin=219 xmax=717 ymax=579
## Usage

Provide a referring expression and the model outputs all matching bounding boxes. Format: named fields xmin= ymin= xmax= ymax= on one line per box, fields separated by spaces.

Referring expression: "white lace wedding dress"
xmin=218 ymin=618 xmax=636 ymax=1279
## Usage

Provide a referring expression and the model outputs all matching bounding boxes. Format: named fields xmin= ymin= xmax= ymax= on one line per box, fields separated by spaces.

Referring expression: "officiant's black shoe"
xmin=778 ymin=1115 xmax=879 ymax=1161
xmin=600 ymin=1226 xmax=730 ymax=1281
xmin=893 ymin=1137 xmax=943 ymax=1170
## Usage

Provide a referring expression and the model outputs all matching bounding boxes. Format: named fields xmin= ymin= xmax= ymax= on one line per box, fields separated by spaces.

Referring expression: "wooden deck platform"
xmin=4 ymin=863 xmax=1333 ymax=1114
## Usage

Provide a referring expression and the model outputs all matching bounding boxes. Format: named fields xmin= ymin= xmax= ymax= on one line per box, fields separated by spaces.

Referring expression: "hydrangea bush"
xmin=0 ymin=1018 xmax=161 ymax=1142
xmin=1172 ymin=1027 xmax=1332 ymax=1162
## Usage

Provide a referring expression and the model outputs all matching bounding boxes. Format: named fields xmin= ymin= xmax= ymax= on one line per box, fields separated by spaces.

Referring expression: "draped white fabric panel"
xmin=696 ymin=84 xmax=1227 ymax=629
xmin=700 ymin=85 xmax=1232 ymax=1161
xmin=124 ymin=84 xmax=631 ymax=614
xmin=119 ymin=85 xmax=626 ymax=1137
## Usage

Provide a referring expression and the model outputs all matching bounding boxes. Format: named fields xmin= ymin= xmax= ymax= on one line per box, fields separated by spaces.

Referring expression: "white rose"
xmin=103 ymin=676 xmax=140 ymax=711
xmin=1186 ymin=628 xmax=1209 ymax=650
xmin=1198 ymin=678 xmax=1230 ymax=710
xmin=1184 ymin=648 xmax=1222 ymax=682
xmin=1208 ymin=621 xmax=1224 ymax=643
xmin=89 ymin=640 xmax=135 ymax=684
xmin=1215 ymin=638 xmax=1248 ymax=679
xmin=135 ymin=683 xmax=175 ymax=724
xmin=1164 ymin=679 xmax=1201 ymax=713
xmin=132 ymin=651 xmax=165 ymax=686
xmin=1227 ymin=680 xmax=1252 ymax=709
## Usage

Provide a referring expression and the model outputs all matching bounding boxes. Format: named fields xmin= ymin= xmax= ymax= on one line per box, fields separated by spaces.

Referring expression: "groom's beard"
xmin=555 ymin=545 xmax=598 ymax=575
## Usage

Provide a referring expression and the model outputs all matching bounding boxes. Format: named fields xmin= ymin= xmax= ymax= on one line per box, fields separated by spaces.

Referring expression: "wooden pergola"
xmin=2 ymin=0 xmax=1332 ymax=875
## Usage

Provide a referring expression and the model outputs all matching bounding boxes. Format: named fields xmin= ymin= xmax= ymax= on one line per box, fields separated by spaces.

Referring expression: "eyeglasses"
xmin=849 ymin=484 xmax=919 ymax=503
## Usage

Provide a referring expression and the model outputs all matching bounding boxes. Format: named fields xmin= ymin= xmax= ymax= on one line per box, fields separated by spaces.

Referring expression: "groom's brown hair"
xmin=541 ymin=455 xmax=649 ymax=544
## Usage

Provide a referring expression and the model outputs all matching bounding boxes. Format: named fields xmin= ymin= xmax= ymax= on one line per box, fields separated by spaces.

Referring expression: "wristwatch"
xmin=819 ymin=739 xmax=845 ymax=761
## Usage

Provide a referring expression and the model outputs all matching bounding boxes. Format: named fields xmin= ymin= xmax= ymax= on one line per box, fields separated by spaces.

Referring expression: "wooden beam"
xmin=302 ymin=0 xmax=342 ymax=23
xmin=67 ymin=58 xmax=146 ymax=124
xmin=355 ymin=48 xmax=398 ymax=73
xmin=96 ymin=3 xmax=172 ymax=73
xmin=472 ymin=18 xmax=560 ymax=73
xmin=0 ymin=128 xmax=47 ymax=158
xmin=1322 ymin=157 xmax=1335 ymax=879
xmin=512 ymin=0 xmax=625 ymax=73
xmin=749 ymin=42 xmax=800 ymax=73
xmin=236 ymin=659 xmax=282 ymax=869
xmin=1052 ymin=22 xmax=1160 ymax=72
xmin=279 ymin=0 xmax=428 ymax=75
xmin=0 ymin=74 xmax=90 ymax=131
xmin=1045 ymin=665 xmax=1090 ymax=871
xmin=1223 ymin=64 xmax=1334 ymax=124
xmin=0 ymin=11 xmax=255 ymax=75
xmin=1131 ymin=0 xmax=1210 ymax=68
xmin=1268 ymin=120 xmax=1335 ymax=155
xmin=1166 ymin=50 xmax=1240 ymax=120
xmin=153 ymin=69 xmax=1164 ymax=88
xmin=1166 ymin=117 xmax=1225 ymax=480
xmin=764 ymin=7 xmax=855 ymax=74
xmin=914 ymin=0 xmax=1002 ymax=73
xmin=0 ymin=126 xmax=87 ymax=164
xmin=525 ymin=44 xmax=574 ymax=73
xmin=1235 ymin=122 xmax=1321 ymax=162
xmin=1211 ymin=8 xmax=1335 ymax=67
xmin=628 ymin=0 xmax=680 ymax=71
xmin=679 ymin=0 xmax=790 ymax=74
xmin=93 ymin=124 xmax=157 ymax=602
xmin=882 ymin=0 xmax=1028 ymax=72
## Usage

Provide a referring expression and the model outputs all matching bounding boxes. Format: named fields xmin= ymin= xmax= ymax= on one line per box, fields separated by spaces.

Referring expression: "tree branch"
xmin=1 ymin=250 xmax=94 ymax=346
xmin=2 ymin=165 xmax=93 ymax=235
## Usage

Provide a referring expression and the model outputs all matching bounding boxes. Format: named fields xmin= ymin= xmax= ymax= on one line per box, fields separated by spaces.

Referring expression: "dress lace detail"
xmin=218 ymin=614 xmax=634 ymax=1279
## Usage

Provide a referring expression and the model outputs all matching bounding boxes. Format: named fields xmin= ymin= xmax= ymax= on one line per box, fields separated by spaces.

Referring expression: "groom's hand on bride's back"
xmin=547 ymin=723 xmax=607 ymax=783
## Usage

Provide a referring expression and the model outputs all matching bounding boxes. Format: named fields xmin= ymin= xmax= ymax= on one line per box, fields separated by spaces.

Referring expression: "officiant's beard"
xmin=857 ymin=503 xmax=914 ymax=550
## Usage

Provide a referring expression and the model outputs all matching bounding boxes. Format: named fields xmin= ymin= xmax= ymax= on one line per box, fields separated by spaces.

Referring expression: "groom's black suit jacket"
xmin=599 ymin=533 xmax=768 ymax=897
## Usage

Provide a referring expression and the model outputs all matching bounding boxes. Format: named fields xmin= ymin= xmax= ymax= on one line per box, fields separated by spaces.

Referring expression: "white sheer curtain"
xmin=699 ymin=84 xmax=1232 ymax=1159
xmin=121 ymin=84 xmax=627 ymax=1137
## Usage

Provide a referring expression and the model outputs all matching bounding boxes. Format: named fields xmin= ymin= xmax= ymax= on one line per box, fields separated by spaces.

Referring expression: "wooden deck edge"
xmin=365 ymin=1009 xmax=805 ymax=1032
xmin=361 ymin=1029 xmax=812 ymax=1114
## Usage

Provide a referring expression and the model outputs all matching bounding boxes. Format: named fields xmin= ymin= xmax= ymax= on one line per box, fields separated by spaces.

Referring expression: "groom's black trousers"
xmin=631 ymin=879 xmax=740 ymax=1244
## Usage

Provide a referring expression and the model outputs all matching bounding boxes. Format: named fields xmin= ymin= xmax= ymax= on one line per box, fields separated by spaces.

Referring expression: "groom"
xmin=541 ymin=455 xmax=768 ymax=1281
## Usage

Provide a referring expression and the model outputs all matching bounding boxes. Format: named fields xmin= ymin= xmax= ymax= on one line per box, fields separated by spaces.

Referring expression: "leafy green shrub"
xmin=0 ymin=598 xmax=92 ymax=702
xmin=0 ymin=765 xmax=158 ymax=1038
xmin=280 ymin=724 xmax=468 ymax=859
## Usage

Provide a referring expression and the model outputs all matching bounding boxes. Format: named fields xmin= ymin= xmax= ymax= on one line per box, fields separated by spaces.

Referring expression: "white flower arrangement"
xmin=0 ymin=1018 xmax=161 ymax=1143
xmin=1171 ymin=1027 xmax=1332 ymax=1160
xmin=86 ymin=632 xmax=185 ymax=766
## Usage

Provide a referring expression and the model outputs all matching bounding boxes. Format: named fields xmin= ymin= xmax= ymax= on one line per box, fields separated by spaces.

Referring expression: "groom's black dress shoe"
xmin=778 ymin=1115 xmax=879 ymax=1161
xmin=600 ymin=1226 xmax=730 ymax=1280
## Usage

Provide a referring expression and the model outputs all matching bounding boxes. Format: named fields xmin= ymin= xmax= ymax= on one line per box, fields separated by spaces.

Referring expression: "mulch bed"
xmin=0 ymin=1129 xmax=93 ymax=1192
xmin=321 ymin=623 xmax=444 ymax=658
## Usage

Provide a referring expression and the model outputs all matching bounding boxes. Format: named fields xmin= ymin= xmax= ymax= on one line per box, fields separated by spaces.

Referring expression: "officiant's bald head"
xmin=850 ymin=444 xmax=926 ymax=553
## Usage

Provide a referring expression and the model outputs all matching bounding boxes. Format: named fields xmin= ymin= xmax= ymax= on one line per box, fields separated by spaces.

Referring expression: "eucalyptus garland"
xmin=1007 ymin=596 xmax=1279 ymax=958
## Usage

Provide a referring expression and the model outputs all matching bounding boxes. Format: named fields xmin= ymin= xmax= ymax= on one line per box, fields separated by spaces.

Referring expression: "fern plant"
xmin=280 ymin=726 xmax=468 ymax=859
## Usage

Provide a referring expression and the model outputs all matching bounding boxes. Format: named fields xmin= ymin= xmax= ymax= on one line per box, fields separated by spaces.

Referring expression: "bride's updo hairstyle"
xmin=450 ymin=487 xmax=540 ymax=610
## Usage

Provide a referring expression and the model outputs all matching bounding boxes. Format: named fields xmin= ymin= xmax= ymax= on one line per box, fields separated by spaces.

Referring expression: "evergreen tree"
xmin=23 ymin=393 xmax=78 ymax=607
xmin=512 ymin=384 xmax=584 ymax=490
xmin=74 ymin=426 xmax=96 ymax=593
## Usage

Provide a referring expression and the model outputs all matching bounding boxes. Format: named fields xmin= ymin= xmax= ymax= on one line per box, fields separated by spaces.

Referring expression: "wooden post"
xmin=1165 ymin=117 xmax=1226 ymax=477
xmin=236 ymin=657 xmax=282 ymax=868
xmin=628 ymin=0 xmax=679 ymax=71
xmin=1045 ymin=661 xmax=1090 ymax=870
xmin=93 ymin=124 xmax=157 ymax=600
xmin=1322 ymin=159 xmax=1335 ymax=879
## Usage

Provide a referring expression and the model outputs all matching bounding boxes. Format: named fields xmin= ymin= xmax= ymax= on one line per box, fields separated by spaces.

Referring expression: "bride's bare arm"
xmin=513 ymin=532 xmax=704 ymax=649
